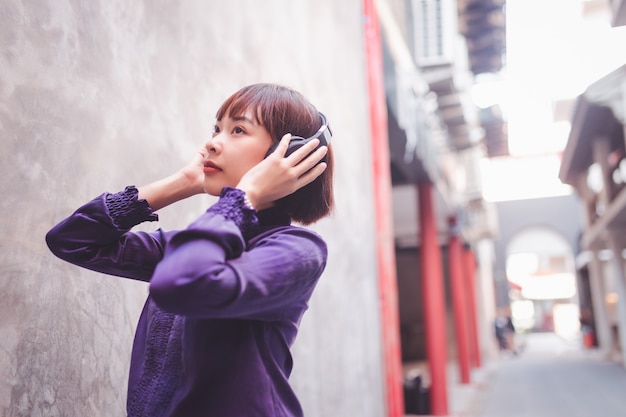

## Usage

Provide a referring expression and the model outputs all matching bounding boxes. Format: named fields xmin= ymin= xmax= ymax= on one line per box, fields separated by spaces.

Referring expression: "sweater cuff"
xmin=207 ymin=187 xmax=259 ymax=239
xmin=105 ymin=186 xmax=159 ymax=230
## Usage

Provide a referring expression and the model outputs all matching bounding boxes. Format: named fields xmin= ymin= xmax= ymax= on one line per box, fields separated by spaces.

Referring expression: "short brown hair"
xmin=216 ymin=83 xmax=334 ymax=225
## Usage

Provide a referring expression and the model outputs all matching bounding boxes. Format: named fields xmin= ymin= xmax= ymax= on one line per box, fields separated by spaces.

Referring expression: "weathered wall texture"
xmin=0 ymin=1 xmax=384 ymax=416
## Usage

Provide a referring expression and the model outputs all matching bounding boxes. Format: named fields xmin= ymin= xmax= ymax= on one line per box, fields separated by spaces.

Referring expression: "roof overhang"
xmin=559 ymin=65 xmax=626 ymax=185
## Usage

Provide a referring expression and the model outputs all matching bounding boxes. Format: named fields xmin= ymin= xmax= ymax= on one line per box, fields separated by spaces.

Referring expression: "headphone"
xmin=266 ymin=112 xmax=332 ymax=158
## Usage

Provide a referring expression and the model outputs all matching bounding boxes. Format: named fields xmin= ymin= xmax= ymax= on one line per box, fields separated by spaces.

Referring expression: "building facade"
xmin=560 ymin=64 xmax=626 ymax=366
xmin=376 ymin=0 xmax=506 ymax=415
xmin=559 ymin=1 xmax=626 ymax=368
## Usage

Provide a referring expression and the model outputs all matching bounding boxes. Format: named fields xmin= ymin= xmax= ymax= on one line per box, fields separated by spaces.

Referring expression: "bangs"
xmin=215 ymin=84 xmax=314 ymax=142
xmin=215 ymin=85 xmax=281 ymax=130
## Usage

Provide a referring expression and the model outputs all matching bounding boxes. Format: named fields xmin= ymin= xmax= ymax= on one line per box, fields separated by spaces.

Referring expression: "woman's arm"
xmin=46 ymin=148 xmax=207 ymax=280
xmin=137 ymin=147 xmax=206 ymax=211
xmin=45 ymin=187 xmax=164 ymax=281
xmin=46 ymin=137 xmax=328 ymax=294
xmin=148 ymin=188 xmax=328 ymax=321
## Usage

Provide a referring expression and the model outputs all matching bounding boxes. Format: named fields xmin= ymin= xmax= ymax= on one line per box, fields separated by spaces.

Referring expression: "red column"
xmin=448 ymin=218 xmax=471 ymax=384
xmin=362 ymin=1 xmax=404 ymax=416
xmin=464 ymin=246 xmax=482 ymax=368
xmin=418 ymin=182 xmax=449 ymax=415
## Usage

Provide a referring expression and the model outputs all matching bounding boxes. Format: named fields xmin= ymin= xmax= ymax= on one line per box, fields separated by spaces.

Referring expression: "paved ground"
xmin=469 ymin=332 xmax=626 ymax=417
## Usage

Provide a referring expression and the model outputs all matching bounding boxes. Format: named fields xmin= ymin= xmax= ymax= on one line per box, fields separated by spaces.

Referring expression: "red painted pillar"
xmin=448 ymin=218 xmax=471 ymax=384
xmin=464 ymin=246 xmax=482 ymax=368
xmin=418 ymin=182 xmax=448 ymax=415
xmin=362 ymin=1 xmax=404 ymax=416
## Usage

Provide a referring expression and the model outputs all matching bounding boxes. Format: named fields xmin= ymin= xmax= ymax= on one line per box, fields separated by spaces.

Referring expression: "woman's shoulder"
xmin=249 ymin=224 xmax=327 ymax=252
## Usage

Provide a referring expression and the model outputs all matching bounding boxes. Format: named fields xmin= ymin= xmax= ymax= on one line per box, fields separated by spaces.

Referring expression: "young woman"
xmin=46 ymin=83 xmax=335 ymax=417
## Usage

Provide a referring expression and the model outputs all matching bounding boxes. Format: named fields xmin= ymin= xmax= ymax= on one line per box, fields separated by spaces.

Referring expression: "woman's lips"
xmin=203 ymin=161 xmax=222 ymax=174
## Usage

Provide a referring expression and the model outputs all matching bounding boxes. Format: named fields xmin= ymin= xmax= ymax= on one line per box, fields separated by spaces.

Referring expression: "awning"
xmin=559 ymin=64 xmax=626 ymax=185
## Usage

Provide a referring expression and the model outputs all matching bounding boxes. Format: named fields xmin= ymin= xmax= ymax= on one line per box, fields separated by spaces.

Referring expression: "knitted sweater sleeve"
xmin=45 ymin=186 xmax=163 ymax=281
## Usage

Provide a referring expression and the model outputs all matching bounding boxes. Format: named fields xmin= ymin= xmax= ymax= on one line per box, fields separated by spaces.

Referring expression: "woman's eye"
xmin=233 ymin=126 xmax=245 ymax=134
xmin=212 ymin=125 xmax=220 ymax=134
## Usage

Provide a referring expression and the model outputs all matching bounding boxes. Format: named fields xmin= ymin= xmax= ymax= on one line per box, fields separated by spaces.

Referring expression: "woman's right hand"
xmin=137 ymin=147 xmax=208 ymax=211
xmin=180 ymin=147 xmax=209 ymax=195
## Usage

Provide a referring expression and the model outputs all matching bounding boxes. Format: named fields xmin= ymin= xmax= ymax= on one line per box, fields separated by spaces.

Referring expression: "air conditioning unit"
xmin=410 ymin=0 xmax=457 ymax=67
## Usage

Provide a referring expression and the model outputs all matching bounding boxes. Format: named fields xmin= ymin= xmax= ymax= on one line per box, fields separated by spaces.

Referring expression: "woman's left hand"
xmin=236 ymin=134 xmax=328 ymax=210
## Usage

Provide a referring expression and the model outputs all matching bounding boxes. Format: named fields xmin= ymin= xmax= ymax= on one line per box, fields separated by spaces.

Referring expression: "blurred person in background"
xmin=495 ymin=307 xmax=518 ymax=355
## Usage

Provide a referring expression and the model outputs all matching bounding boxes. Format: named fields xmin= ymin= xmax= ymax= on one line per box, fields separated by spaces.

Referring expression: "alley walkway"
xmin=469 ymin=332 xmax=626 ymax=417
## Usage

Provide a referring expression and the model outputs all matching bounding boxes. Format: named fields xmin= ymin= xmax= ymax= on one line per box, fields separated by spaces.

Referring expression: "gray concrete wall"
xmin=0 ymin=1 xmax=385 ymax=416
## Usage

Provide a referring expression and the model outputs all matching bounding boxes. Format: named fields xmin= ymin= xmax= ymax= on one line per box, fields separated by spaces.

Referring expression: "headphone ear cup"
xmin=284 ymin=136 xmax=307 ymax=157
xmin=285 ymin=137 xmax=326 ymax=165
xmin=265 ymin=136 xmax=307 ymax=158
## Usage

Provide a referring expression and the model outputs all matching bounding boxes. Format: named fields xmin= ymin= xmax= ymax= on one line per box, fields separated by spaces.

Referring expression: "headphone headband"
xmin=308 ymin=112 xmax=331 ymax=147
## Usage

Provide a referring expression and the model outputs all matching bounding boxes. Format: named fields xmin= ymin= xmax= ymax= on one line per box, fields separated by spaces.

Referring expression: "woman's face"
xmin=202 ymin=109 xmax=273 ymax=196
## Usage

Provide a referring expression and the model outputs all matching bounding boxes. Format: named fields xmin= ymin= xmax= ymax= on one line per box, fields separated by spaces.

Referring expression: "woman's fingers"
xmin=268 ymin=133 xmax=293 ymax=158
xmin=272 ymin=134 xmax=327 ymax=167
xmin=296 ymin=162 xmax=327 ymax=187
xmin=287 ymin=137 xmax=319 ymax=161
xmin=291 ymin=144 xmax=328 ymax=176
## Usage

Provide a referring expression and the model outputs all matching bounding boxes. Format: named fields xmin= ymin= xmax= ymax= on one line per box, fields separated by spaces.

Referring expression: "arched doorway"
xmin=505 ymin=226 xmax=579 ymax=340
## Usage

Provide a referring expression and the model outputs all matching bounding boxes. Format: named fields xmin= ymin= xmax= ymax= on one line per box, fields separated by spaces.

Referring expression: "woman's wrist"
xmin=206 ymin=187 xmax=260 ymax=240
xmin=107 ymin=186 xmax=159 ymax=229
xmin=237 ymin=188 xmax=272 ymax=211
xmin=138 ymin=171 xmax=204 ymax=211
xmin=242 ymin=193 xmax=256 ymax=211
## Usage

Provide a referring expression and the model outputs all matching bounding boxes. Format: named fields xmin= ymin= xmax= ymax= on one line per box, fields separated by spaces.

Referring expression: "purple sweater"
xmin=45 ymin=186 xmax=327 ymax=417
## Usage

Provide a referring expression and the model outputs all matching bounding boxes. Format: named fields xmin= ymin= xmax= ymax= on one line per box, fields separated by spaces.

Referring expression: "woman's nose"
xmin=205 ymin=135 xmax=221 ymax=154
